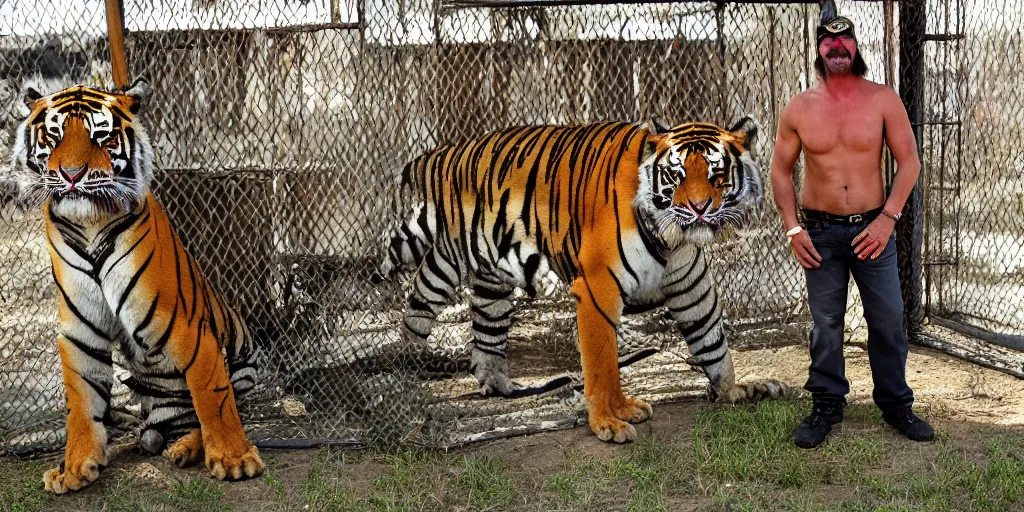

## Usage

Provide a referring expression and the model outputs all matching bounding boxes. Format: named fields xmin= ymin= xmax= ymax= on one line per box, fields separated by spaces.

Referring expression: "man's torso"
xmin=792 ymin=80 xmax=889 ymax=215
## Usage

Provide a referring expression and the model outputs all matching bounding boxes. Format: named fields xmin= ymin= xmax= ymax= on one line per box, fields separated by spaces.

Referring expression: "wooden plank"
xmin=105 ymin=0 xmax=129 ymax=89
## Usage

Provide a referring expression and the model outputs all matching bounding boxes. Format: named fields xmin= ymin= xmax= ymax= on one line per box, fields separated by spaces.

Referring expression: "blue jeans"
xmin=803 ymin=218 xmax=915 ymax=412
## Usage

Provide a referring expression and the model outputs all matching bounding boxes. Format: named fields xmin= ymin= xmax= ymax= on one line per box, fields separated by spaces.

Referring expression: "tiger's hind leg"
xmin=401 ymin=247 xmax=461 ymax=348
xmin=163 ymin=429 xmax=204 ymax=468
xmin=469 ymin=276 xmax=573 ymax=398
xmin=661 ymin=246 xmax=790 ymax=403
xmin=168 ymin=325 xmax=264 ymax=481
xmin=468 ymin=277 xmax=517 ymax=396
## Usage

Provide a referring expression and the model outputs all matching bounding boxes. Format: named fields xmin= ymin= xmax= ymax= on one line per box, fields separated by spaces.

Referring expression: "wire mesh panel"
xmin=1 ymin=0 xmax=1011 ymax=456
xmin=922 ymin=0 xmax=1024 ymax=340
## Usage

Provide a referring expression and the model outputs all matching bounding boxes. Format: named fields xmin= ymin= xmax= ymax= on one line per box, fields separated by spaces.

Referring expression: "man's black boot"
xmin=882 ymin=405 xmax=935 ymax=442
xmin=793 ymin=397 xmax=844 ymax=449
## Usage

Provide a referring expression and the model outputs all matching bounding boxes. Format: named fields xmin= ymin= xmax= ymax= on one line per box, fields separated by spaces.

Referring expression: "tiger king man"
xmin=768 ymin=0 xmax=934 ymax=449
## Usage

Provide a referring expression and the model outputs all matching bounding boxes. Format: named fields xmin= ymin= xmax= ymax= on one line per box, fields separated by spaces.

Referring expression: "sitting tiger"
xmin=9 ymin=81 xmax=264 ymax=493
xmin=382 ymin=118 xmax=789 ymax=443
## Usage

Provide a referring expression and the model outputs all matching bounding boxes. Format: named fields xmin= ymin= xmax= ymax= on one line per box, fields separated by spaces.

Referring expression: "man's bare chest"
xmin=798 ymin=102 xmax=885 ymax=155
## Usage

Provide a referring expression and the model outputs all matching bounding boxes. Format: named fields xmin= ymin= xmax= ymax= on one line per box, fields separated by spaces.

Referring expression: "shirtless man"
xmin=770 ymin=1 xmax=934 ymax=448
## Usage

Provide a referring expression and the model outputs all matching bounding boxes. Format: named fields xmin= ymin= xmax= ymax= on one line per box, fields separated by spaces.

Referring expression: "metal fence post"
xmin=898 ymin=0 xmax=927 ymax=336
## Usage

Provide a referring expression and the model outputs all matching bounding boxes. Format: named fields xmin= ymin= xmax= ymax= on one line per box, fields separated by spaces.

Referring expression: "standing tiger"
xmin=382 ymin=118 xmax=789 ymax=443
xmin=9 ymin=81 xmax=264 ymax=493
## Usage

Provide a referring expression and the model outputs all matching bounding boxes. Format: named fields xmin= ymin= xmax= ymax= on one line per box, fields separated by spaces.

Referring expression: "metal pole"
xmin=898 ymin=0 xmax=926 ymax=335
xmin=105 ymin=0 xmax=129 ymax=89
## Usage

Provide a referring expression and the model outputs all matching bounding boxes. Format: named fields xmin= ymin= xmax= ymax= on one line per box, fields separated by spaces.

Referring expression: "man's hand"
xmin=852 ymin=216 xmax=896 ymax=260
xmin=790 ymin=230 xmax=822 ymax=269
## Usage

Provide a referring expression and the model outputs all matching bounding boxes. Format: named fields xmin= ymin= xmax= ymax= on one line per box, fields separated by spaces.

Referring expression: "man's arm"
xmin=881 ymin=88 xmax=922 ymax=216
xmin=852 ymin=88 xmax=922 ymax=260
xmin=770 ymin=99 xmax=821 ymax=269
xmin=770 ymin=102 xmax=804 ymax=231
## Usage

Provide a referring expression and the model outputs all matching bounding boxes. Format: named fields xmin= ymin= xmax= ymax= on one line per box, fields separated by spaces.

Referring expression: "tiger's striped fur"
xmin=10 ymin=82 xmax=264 ymax=493
xmin=382 ymin=118 xmax=788 ymax=443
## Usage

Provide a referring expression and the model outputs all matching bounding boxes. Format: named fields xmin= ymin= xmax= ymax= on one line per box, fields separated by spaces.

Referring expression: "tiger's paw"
xmin=587 ymin=394 xmax=651 ymax=443
xmin=718 ymin=379 xmax=794 ymax=403
xmin=612 ymin=394 xmax=653 ymax=424
xmin=588 ymin=413 xmax=637 ymax=444
xmin=43 ymin=452 xmax=106 ymax=494
xmin=205 ymin=444 xmax=264 ymax=481
xmin=163 ymin=430 xmax=204 ymax=468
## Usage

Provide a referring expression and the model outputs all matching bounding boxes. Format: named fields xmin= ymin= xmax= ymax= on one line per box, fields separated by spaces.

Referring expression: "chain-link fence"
xmin=919 ymin=0 xmax=1024 ymax=346
xmin=0 ymin=0 xmax=1020 ymax=455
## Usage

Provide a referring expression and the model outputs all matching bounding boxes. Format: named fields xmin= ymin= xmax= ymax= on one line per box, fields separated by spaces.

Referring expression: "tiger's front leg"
xmin=661 ymin=246 xmax=788 ymax=403
xmin=168 ymin=323 xmax=263 ymax=481
xmin=43 ymin=335 xmax=114 ymax=494
xmin=572 ymin=271 xmax=652 ymax=444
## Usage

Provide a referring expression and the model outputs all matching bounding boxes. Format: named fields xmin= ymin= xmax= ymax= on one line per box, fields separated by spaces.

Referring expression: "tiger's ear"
xmin=651 ymin=117 xmax=672 ymax=134
xmin=642 ymin=133 xmax=667 ymax=164
xmin=24 ymin=88 xmax=43 ymax=108
xmin=121 ymin=79 xmax=150 ymax=115
xmin=728 ymin=115 xmax=759 ymax=152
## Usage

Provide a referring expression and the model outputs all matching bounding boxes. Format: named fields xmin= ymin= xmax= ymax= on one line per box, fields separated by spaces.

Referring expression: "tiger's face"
xmin=637 ymin=116 xmax=763 ymax=247
xmin=10 ymin=81 xmax=154 ymax=222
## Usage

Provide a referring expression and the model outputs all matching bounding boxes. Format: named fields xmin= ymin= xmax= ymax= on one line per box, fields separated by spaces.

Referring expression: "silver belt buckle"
xmin=848 ymin=214 xmax=863 ymax=224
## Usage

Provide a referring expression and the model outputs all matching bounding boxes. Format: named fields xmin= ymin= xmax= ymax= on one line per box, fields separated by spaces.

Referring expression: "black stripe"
xmin=64 ymin=334 xmax=113 ymax=366
xmin=472 ymin=320 xmax=508 ymax=338
xmin=522 ymin=253 xmax=541 ymax=297
xmin=691 ymin=352 xmax=726 ymax=367
xmin=687 ymin=311 xmax=722 ymax=342
xmin=408 ymin=296 xmax=434 ymax=314
xmin=101 ymin=226 xmax=150 ymax=279
xmin=581 ymin=267 xmax=618 ymax=329
xmin=474 ymin=345 xmax=506 ymax=358
xmin=472 ymin=305 xmax=510 ymax=323
xmin=94 ymin=209 xmax=143 ymax=268
xmin=180 ymin=319 xmax=204 ymax=374
xmin=52 ymin=272 xmax=108 ymax=340
xmin=472 ymin=337 xmax=507 ymax=348
xmin=473 ymin=283 xmax=510 ymax=301
xmin=424 ymin=251 xmax=456 ymax=288
xmin=417 ymin=267 xmax=451 ymax=299
xmin=680 ymin=305 xmax=720 ymax=339
xmin=612 ymin=190 xmax=640 ymax=285
xmin=147 ymin=304 xmax=177 ymax=357
xmin=70 ymin=367 xmax=111 ymax=404
xmin=132 ymin=292 xmax=159 ymax=345
xmin=185 ymin=252 xmax=199 ymax=322
xmin=669 ymin=282 xmax=713 ymax=314
xmin=47 ymin=230 xmax=97 ymax=279
xmin=122 ymin=376 xmax=185 ymax=399
xmin=665 ymin=265 xmax=708 ymax=303
xmin=690 ymin=330 xmax=725 ymax=357
xmin=115 ymin=249 xmax=154 ymax=317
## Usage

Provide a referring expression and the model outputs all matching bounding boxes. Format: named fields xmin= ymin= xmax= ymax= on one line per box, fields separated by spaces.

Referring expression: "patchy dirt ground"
xmin=4 ymin=341 xmax=1024 ymax=512
xmin=732 ymin=342 xmax=1024 ymax=426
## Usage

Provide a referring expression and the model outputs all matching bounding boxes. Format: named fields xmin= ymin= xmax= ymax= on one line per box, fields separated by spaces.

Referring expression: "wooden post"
xmin=105 ymin=0 xmax=129 ymax=89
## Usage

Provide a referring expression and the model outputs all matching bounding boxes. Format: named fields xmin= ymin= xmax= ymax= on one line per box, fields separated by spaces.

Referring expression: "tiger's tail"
xmin=380 ymin=160 xmax=436 ymax=280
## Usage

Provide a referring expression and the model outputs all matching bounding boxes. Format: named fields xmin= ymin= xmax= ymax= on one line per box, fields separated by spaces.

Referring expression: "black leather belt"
xmin=801 ymin=207 xmax=882 ymax=226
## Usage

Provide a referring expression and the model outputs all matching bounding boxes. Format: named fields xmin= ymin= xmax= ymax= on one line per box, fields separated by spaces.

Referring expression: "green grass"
xmin=0 ymin=460 xmax=51 ymax=512
xmin=101 ymin=473 xmax=229 ymax=512
xmin=4 ymin=400 xmax=1024 ymax=512
xmin=543 ymin=433 xmax=691 ymax=511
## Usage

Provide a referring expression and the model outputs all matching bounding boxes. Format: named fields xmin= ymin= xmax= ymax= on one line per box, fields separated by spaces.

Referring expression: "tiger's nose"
xmin=688 ymin=198 xmax=711 ymax=215
xmin=58 ymin=166 xmax=87 ymax=185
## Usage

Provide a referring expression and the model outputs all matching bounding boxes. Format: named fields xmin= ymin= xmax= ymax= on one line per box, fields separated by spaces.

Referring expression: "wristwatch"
xmin=785 ymin=225 xmax=803 ymax=239
xmin=880 ymin=210 xmax=902 ymax=222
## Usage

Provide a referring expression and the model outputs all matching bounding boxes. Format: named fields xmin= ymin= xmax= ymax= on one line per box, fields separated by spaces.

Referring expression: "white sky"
xmin=0 ymin=0 xmax=1018 ymax=42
